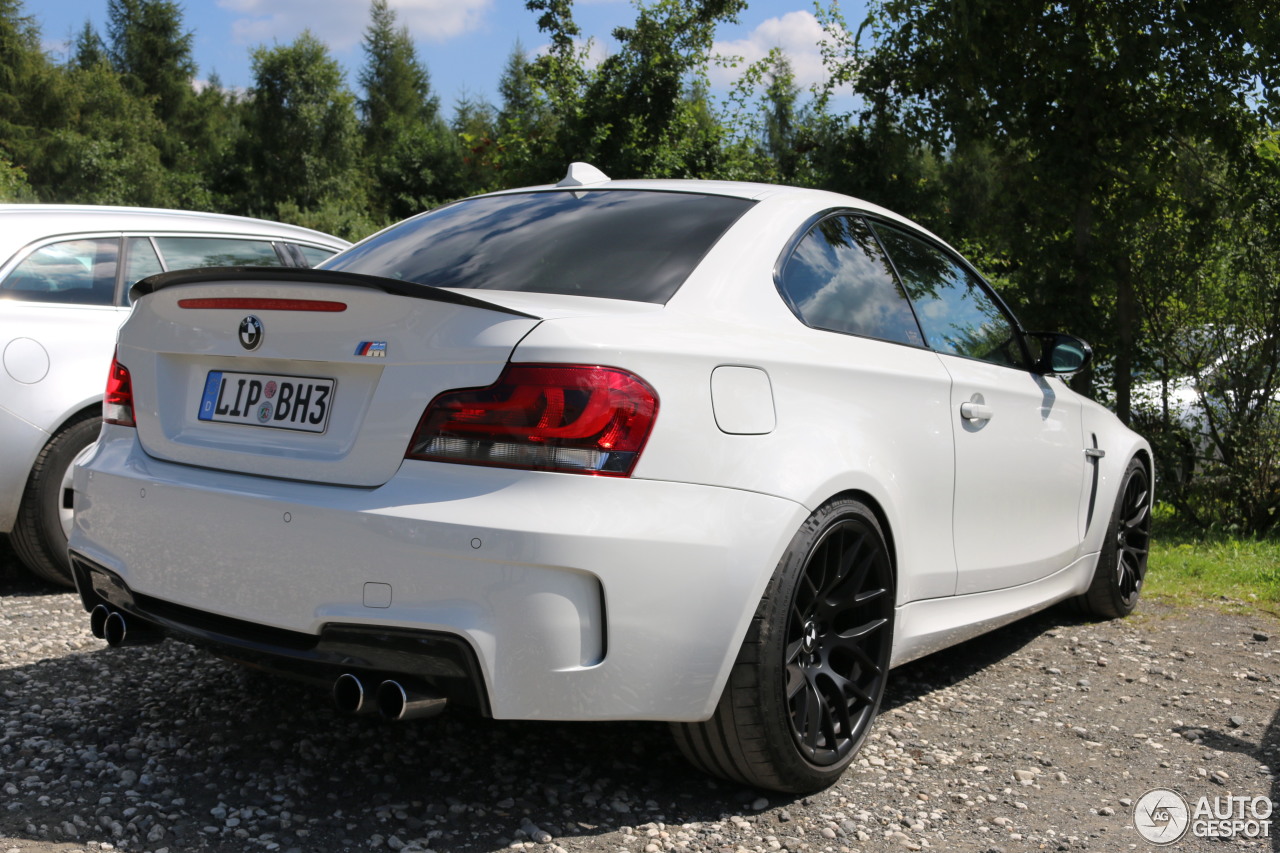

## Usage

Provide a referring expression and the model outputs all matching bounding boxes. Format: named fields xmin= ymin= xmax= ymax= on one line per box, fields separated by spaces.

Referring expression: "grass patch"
xmin=1145 ymin=503 xmax=1280 ymax=610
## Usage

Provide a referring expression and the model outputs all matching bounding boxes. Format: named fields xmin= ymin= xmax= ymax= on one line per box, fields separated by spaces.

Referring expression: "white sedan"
xmin=69 ymin=167 xmax=1152 ymax=793
xmin=0 ymin=205 xmax=348 ymax=586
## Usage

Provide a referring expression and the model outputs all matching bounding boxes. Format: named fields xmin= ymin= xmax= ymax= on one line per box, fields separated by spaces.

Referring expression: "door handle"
xmin=960 ymin=402 xmax=993 ymax=421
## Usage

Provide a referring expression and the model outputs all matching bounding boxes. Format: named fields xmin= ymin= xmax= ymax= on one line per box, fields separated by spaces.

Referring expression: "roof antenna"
xmin=557 ymin=163 xmax=610 ymax=187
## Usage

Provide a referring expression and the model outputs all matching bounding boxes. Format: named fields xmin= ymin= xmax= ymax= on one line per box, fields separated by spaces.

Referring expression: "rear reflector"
xmin=177 ymin=298 xmax=347 ymax=312
xmin=104 ymin=352 xmax=135 ymax=427
xmin=407 ymin=364 xmax=658 ymax=476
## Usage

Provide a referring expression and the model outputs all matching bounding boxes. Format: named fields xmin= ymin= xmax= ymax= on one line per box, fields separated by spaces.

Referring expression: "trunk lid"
xmin=117 ymin=268 xmax=544 ymax=487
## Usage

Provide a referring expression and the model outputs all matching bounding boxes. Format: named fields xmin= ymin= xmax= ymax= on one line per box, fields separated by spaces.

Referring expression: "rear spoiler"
xmin=130 ymin=266 xmax=539 ymax=319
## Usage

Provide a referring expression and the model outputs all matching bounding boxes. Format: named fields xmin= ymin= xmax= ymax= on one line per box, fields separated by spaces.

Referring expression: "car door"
xmin=871 ymin=221 xmax=1087 ymax=594
xmin=0 ymin=236 xmax=132 ymax=429
xmin=774 ymin=213 xmax=957 ymax=603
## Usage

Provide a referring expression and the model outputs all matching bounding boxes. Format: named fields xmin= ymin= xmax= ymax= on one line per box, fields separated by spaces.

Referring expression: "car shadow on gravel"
xmin=0 ymin=559 xmax=1216 ymax=853
xmin=881 ymin=603 xmax=1092 ymax=714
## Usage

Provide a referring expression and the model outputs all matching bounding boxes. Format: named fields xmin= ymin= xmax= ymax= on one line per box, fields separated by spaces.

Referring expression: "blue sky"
xmin=30 ymin=0 xmax=868 ymax=114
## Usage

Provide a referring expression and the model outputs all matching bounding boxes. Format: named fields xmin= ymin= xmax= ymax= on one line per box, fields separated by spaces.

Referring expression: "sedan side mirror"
xmin=1028 ymin=332 xmax=1092 ymax=377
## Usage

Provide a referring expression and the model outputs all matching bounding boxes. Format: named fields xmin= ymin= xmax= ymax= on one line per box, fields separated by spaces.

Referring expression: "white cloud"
xmin=710 ymin=10 xmax=848 ymax=94
xmin=219 ymin=0 xmax=492 ymax=51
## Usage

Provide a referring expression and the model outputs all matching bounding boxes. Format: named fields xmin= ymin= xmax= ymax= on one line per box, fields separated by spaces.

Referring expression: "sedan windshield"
xmin=322 ymin=190 xmax=754 ymax=304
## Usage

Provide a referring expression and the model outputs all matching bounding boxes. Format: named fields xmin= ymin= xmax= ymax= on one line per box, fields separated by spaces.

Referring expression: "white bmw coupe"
xmin=69 ymin=167 xmax=1152 ymax=793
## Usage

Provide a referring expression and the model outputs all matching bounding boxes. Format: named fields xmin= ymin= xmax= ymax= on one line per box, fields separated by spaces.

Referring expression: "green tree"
xmin=583 ymin=0 xmax=745 ymax=176
xmin=0 ymin=0 xmax=54 ymax=155
xmin=761 ymin=50 xmax=800 ymax=181
xmin=0 ymin=149 xmax=34 ymax=200
xmin=451 ymin=91 xmax=500 ymax=194
xmin=106 ymin=0 xmax=195 ymax=126
xmin=488 ymin=42 xmax=562 ymax=187
xmin=71 ymin=21 xmax=108 ymax=70
xmin=237 ymin=31 xmax=364 ymax=224
xmin=358 ymin=0 xmax=458 ymax=219
xmin=36 ymin=62 xmax=169 ymax=205
xmin=852 ymin=0 xmax=1278 ymax=423
xmin=524 ymin=0 xmax=746 ymax=178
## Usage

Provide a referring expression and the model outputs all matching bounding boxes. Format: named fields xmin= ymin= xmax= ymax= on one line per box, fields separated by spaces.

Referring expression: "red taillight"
xmin=408 ymin=364 xmax=659 ymax=476
xmin=104 ymin=352 xmax=135 ymax=427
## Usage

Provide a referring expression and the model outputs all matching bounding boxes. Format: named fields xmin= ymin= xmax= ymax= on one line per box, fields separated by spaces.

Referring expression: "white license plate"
xmin=198 ymin=371 xmax=335 ymax=433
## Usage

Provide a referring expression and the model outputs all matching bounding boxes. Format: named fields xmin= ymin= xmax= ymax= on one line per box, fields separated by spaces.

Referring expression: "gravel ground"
xmin=3 ymin=534 xmax=1279 ymax=853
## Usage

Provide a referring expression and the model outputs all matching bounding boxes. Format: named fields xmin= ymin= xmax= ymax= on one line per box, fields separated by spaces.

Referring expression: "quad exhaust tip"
xmin=333 ymin=673 xmax=374 ymax=715
xmin=89 ymin=604 xmax=110 ymax=640
xmin=89 ymin=606 xmax=165 ymax=647
xmin=376 ymin=679 xmax=447 ymax=721
xmin=333 ymin=674 xmax=447 ymax=721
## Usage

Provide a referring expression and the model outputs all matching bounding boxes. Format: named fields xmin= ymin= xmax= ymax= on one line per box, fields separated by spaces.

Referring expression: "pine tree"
xmin=358 ymin=0 xmax=458 ymax=218
xmin=72 ymin=21 xmax=109 ymax=70
xmin=106 ymin=0 xmax=195 ymax=126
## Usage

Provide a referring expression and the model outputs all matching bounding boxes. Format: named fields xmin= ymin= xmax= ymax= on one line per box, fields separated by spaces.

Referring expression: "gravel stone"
xmin=2 ymin=540 xmax=1278 ymax=852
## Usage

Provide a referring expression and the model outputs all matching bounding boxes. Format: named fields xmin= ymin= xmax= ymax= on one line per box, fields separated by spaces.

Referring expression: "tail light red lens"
xmin=408 ymin=364 xmax=658 ymax=476
xmin=104 ymin=352 xmax=135 ymax=427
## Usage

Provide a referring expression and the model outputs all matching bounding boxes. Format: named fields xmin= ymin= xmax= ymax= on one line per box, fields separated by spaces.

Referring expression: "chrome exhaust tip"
xmin=333 ymin=673 xmax=375 ymax=715
xmin=89 ymin=604 xmax=111 ymax=640
xmin=376 ymin=679 xmax=447 ymax=721
xmin=102 ymin=611 xmax=164 ymax=647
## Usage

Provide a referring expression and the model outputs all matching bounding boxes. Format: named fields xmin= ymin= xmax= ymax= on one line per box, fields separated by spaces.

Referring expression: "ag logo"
xmin=1134 ymin=788 xmax=1190 ymax=845
xmin=239 ymin=315 xmax=263 ymax=351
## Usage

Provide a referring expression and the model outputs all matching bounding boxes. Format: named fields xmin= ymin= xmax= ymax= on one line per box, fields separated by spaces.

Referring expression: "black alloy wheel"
xmin=671 ymin=498 xmax=895 ymax=793
xmin=1113 ymin=462 xmax=1152 ymax=605
xmin=1076 ymin=457 xmax=1151 ymax=619
xmin=784 ymin=515 xmax=893 ymax=767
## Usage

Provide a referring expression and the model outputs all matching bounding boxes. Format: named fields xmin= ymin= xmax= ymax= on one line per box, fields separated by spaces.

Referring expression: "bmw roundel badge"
xmin=239 ymin=315 xmax=263 ymax=351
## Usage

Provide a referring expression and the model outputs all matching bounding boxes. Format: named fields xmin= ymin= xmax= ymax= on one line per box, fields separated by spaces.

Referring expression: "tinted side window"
xmin=777 ymin=215 xmax=924 ymax=346
xmin=873 ymin=223 xmax=1027 ymax=368
xmin=0 ymin=238 xmax=119 ymax=305
xmin=154 ymin=236 xmax=284 ymax=270
xmin=295 ymin=244 xmax=338 ymax=267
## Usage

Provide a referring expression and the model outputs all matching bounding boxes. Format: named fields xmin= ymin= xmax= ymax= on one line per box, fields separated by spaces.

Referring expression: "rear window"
xmin=323 ymin=190 xmax=754 ymax=304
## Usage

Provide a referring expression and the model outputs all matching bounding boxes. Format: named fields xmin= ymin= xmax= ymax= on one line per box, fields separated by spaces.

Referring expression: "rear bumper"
xmin=72 ymin=555 xmax=491 ymax=712
xmin=70 ymin=425 xmax=807 ymax=721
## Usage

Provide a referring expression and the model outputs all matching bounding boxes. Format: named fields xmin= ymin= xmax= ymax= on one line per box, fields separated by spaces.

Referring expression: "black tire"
xmin=10 ymin=413 xmax=100 ymax=587
xmin=1074 ymin=457 xmax=1151 ymax=619
xmin=671 ymin=498 xmax=895 ymax=793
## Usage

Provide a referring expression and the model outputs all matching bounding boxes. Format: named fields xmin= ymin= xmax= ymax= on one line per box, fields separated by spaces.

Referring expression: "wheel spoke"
xmin=826 ymin=535 xmax=874 ymax=604
xmin=800 ymin=681 xmax=825 ymax=749
xmin=785 ymin=661 xmax=806 ymax=701
xmin=853 ymin=586 xmax=888 ymax=605
xmin=835 ymin=614 xmax=889 ymax=644
xmin=826 ymin=667 xmax=876 ymax=707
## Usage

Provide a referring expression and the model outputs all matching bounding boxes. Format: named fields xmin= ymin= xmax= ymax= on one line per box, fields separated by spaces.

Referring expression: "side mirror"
xmin=1028 ymin=332 xmax=1092 ymax=377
